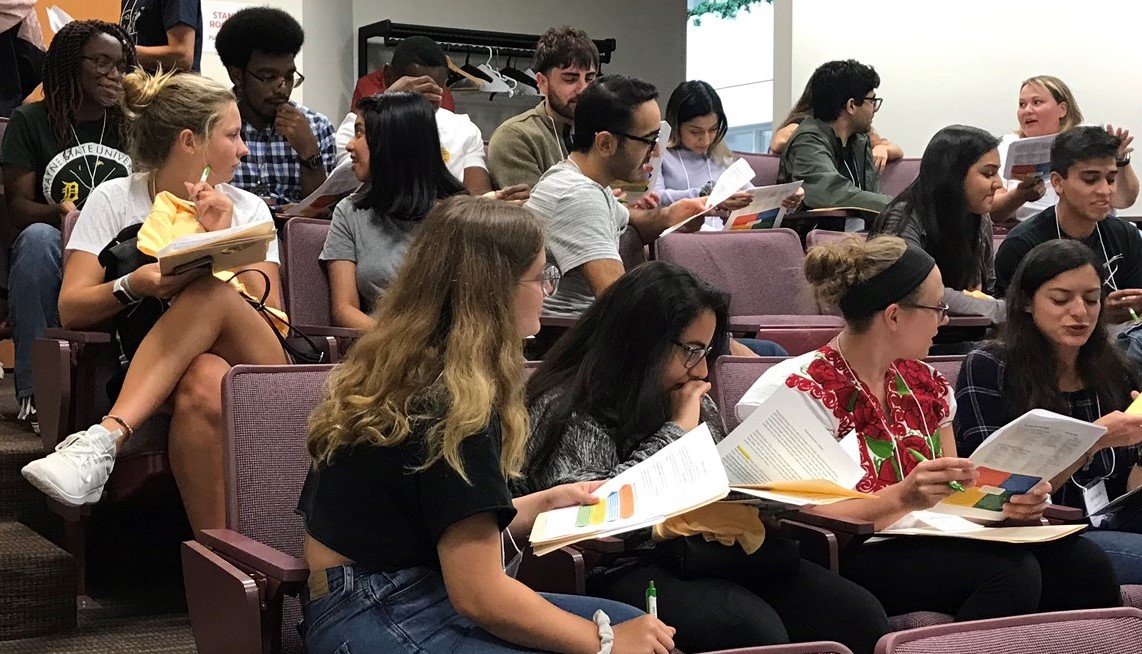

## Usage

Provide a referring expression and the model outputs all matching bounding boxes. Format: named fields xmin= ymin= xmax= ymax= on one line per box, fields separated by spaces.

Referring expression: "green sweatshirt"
xmin=777 ymin=116 xmax=890 ymax=211
xmin=487 ymin=99 xmax=570 ymax=189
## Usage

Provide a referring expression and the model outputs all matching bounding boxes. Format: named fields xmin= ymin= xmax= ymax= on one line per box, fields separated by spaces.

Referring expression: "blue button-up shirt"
xmin=232 ymin=101 xmax=337 ymax=205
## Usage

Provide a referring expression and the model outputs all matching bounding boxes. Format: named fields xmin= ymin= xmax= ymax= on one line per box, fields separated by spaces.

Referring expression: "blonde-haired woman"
xmin=991 ymin=75 xmax=1138 ymax=222
xmin=736 ymin=236 xmax=1120 ymax=621
xmin=299 ymin=196 xmax=674 ymax=654
xmin=21 ymin=70 xmax=287 ymax=534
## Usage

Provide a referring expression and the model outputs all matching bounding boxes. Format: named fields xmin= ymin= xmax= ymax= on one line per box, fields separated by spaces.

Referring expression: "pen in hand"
xmin=645 ymin=581 xmax=657 ymax=617
xmin=906 ymin=448 xmax=966 ymax=493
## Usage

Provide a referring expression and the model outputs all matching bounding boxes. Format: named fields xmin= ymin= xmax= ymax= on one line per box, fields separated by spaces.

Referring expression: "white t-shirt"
xmin=67 ymin=172 xmax=281 ymax=265
xmin=333 ymin=108 xmax=486 ymax=183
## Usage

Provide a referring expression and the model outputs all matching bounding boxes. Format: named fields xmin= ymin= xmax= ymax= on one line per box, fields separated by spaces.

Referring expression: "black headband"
xmin=837 ymin=245 xmax=936 ymax=321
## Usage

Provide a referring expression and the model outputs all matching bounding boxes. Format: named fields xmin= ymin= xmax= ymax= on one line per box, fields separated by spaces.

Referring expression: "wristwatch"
xmin=299 ymin=153 xmax=323 ymax=170
xmin=1118 ymin=155 xmax=1132 ymax=168
xmin=112 ymin=274 xmax=138 ymax=305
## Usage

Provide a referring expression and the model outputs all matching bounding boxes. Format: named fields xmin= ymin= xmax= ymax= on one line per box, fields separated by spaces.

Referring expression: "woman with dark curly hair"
xmin=738 ymin=235 xmax=1121 ymax=621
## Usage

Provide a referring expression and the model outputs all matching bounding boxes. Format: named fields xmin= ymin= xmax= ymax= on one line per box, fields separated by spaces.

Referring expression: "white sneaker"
xmin=21 ymin=425 xmax=119 ymax=506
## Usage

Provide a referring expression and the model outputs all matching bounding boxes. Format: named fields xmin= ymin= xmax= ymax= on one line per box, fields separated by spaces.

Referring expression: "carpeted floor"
xmin=0 ymin=613 xmax=195 ymax=653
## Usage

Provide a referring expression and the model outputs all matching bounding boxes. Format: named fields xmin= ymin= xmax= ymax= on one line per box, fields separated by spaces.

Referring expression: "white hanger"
xmin=477 ymin=47 xmax=515 ymax=95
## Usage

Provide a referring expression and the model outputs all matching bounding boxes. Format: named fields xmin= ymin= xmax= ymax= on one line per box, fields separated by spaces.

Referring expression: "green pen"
xmin=645 ymin=580 xmax=657 ymax=617
xmin=1130 ymin=308 xmax=1141 ymax=324
xmin=906 ymin=448 xmax=965 ymax=493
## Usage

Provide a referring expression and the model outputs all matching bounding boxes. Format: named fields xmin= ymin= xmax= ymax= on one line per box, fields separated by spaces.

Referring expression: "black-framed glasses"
xmin=672 ymin=340 xmax=714 ymax=369
xmin=859 ymin=96 xmax=884 ymax=112
xmin=245 ymin=69 xmax=305 ymax=88
xmin=522 ymin=264 xmax=561 ymax=298
xmin=612 ymin=130 xmax=660 ymax=151
xmin=903 ymin=301 xmax=950 ymax=320
xmin=81 ymin=55 xmax=130 ymax=76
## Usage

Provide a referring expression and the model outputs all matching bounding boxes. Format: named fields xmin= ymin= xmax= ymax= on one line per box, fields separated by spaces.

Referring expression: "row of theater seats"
xmin=181 ymin=356 xmax=1142 ymax=654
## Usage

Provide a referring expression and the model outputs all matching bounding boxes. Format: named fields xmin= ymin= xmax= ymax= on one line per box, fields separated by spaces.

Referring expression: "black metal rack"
xmin=356 ymin=20 xmax=617 ymax=78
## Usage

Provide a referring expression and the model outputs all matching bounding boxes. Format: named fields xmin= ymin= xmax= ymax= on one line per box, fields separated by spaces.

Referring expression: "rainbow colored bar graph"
xmin=575 ymin=484 xmax=635 ymax=527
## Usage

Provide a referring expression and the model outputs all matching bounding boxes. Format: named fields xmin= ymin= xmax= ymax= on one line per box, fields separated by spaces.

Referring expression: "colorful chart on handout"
xmin=575 ymin=484 xmax=636 ymax=527
xmin=940 ymin=466 xmax=1040 ymax=512
xmin=727 ymin=207 xmax=781 ymax=230
xmin=1008 ymin=161 xmax=1051 ymax=178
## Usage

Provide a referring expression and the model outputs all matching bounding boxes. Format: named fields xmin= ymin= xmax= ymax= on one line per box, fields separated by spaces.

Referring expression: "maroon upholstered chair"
xmin=710 ymin=356 xmax=787 ymax=433
xmin=733 ymin=151 xmax=782 ymax=187
xmin=184 ymin=364 xmax=334 ymax=654
xmin=618 ymin=226 xmax=648 ymax=271
xmin=281 ymin=217 xmax=359 ymax=348
xmin=702 ymin=643 xmax=854 ymax=654
xmin=874 ymin=607 xmax=1142 ymax=654
xmin=877 ymin=158 xmax=921 ymax=199
xmin=804 ymin=229 xmax=851 ymax=251
xmin=656 ymin=229 xmax=824 ymax=337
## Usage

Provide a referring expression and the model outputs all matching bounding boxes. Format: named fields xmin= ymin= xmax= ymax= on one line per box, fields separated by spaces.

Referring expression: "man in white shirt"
xmin=335 ymin=36 xmax=495 ymax=195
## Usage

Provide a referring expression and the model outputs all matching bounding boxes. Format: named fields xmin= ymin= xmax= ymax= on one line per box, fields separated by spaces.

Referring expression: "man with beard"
xmin=488 ymin=26 xmax=598 ymax=189
xmin=778 ymin=59 xmax=891 ymax=212
xmin=215 ymin=6 xmax=335 ymax=206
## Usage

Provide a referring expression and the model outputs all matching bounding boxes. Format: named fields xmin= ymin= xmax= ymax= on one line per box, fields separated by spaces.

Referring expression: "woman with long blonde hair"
xmin=21 ymin=69 xmax=287 ymax=533
xmin=299 ymin=195 xmax=675 ymax=654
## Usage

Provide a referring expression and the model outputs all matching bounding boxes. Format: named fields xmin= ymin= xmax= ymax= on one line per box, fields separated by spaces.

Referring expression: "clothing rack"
xmin=356 ymin=20 xmax=617 ymax=78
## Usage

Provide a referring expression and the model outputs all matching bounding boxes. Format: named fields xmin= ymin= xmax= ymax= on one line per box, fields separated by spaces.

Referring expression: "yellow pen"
xmin=906 ymin=448 xmax=965 ymax=493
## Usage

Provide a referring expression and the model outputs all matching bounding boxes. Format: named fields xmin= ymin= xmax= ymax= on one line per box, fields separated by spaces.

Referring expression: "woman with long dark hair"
xmin=955 ymin=239 xmax=1142 ymax=583
xmin=321 ymin=92 xmax=465 ymax=329
xmin=520 ymin=261 xmax=890 ymax=654
xmin=869 ymin=125 xmax=1005 ymax=321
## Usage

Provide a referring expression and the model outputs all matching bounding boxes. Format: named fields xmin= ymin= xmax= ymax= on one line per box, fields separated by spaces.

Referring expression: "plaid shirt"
xmin=232 ymin=102 xmax=337 ymax=205
xmin=953 ymin=347 xmax=1140 ymax=509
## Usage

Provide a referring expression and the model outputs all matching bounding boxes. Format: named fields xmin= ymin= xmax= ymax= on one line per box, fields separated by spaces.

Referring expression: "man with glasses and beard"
xmin=778 ymin=59 xmax=891 ymax=213
xmin=215 ymin=6 xmax=335 ymax=206
xmin=524 ymin=75 xmax=711 ymax=319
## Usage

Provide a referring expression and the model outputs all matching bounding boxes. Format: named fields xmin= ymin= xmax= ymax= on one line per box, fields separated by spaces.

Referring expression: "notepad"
xmin=156 ymin=221 xmax=276 ymax=276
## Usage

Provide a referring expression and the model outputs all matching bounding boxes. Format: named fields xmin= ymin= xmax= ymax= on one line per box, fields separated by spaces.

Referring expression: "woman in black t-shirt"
xmin=299 ymin=196 xmax=675 ymax=654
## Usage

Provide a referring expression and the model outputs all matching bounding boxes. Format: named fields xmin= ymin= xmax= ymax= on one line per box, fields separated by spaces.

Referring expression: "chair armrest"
xmin=199 ymin=529 xmax=308 ymax=584
xmin=42 ymin=328 xmax=112 ymax=344
xmin=540 ymin=315 xmax=578 ymax=329
xmin=293 ymin=324 xmax=361 ymax=341
xmin=795 ymin=507 xmax=875 ymax=536
xmin=780 ymin=518 xmax=839 ymax=572
xmin=1043 ymin=505 xmax=1084 ymax=524
xmin=575 ymin=536 xmax=626 ymax=554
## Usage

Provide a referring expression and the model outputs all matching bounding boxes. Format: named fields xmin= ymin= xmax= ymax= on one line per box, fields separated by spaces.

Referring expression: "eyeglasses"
xmin=859 ymin=96 xmax=884 ymax=112
xmin=81 ymin=55 xmax=130 ymax=76
xmin=903 ymin=301 xmax=950 ymax=320
xmin=611 ymin=130 xmax=660 ymax=151
xmin=245 ymin=69 xmax=305 ymax=89
xmin=522 ymin=264 xmax=562 ymax=298
xmin=672 ymin=340 xmax=714 ymax=369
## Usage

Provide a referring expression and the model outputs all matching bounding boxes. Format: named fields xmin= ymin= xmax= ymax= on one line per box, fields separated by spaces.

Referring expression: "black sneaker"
xmin=18 ymin=396 xmax=38 ymax=435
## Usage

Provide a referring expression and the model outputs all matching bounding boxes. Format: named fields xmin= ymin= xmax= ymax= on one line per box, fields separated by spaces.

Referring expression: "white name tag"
xmin=1082 ymin=479 xmax=1111 ymax=517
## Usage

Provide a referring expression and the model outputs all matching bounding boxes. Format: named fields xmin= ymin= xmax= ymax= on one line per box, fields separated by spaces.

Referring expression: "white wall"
xmin=687 ymin=5 xmax=775 ymax=128
xmin=351 ymin=0 xmax=688 ymax=102
xmin=773 ymin=0 xmax=1142 ymax=159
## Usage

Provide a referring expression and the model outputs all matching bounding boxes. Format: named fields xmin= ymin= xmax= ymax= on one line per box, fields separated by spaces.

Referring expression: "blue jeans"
xmin=1082 ymin=502 xmax=1142 ymax=585
xmin=736 ymin=338 xmax=788 ymax=357
xmin=8 ymin=224 xmax=62 ymax=399
xmin=302 ymin=565 xmax=646 ymax=654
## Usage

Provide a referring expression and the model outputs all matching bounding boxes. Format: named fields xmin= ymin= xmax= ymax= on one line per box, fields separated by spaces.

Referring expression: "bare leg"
xmin=99 ymin=276 xmax=287 ymax=444
xmin=168 ymin=353 xmax=230 ymax=534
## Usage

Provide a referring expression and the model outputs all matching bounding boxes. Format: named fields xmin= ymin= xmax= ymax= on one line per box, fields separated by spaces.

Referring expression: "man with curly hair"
xmin=488 ymin=26 xmax=599 ymax=189
xmin=215 ymin=6 xmax=336 ymax=206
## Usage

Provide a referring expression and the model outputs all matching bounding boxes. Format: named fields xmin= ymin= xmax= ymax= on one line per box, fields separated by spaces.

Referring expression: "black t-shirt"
xmin=120 ymin=0 xmax=203 ymax=71
xmin=994 ymin=206 xmax=1142 ymax=298
xmin=297 ymin=415 xmax=518 ymax=571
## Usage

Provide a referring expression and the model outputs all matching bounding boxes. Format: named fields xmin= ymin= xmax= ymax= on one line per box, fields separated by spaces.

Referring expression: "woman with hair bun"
xmin=21 ymin=69 xmax=287 ymax=534
xmin=736 ymin=235 xmax=1121 ymax=621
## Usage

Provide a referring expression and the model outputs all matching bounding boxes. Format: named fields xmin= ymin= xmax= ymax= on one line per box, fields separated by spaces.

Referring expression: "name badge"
xmin=1082 ymin=479 xmax=1111 ymax=517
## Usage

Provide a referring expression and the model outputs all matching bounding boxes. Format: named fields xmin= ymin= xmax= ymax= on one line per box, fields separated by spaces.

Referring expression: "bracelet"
xmin=102 ymin=414 xmax=135 ymax=439
xmin=593 ymin=610 xmax=614 ymax=654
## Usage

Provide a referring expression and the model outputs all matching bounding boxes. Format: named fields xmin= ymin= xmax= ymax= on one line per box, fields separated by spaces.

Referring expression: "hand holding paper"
xmin=659 ymin=158 xmax=755 ymax=237
xmin=723 ymin=181 xmax=804 ymax=231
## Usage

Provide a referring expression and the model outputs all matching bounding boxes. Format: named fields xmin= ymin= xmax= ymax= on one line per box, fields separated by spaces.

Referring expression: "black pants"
xmin=588 ymin=539 xmax=889 ymax=654
xmin=840 ymin=535 xmax=1121 ymax=622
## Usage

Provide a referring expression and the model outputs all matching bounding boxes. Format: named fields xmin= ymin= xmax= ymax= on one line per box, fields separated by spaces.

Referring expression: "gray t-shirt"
xmin=320 ymin=196 xmax=421 ymax=313
xmin=525 ymin=160 xmax=630 ymax=317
